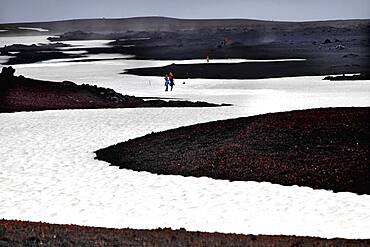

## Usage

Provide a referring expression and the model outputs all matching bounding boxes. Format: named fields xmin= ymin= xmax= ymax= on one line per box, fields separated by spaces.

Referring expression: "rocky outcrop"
xmin=1 ymin=66 xmax=15 ymax=77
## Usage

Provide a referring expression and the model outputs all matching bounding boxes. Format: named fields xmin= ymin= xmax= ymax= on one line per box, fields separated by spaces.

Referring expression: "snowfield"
xmin=1 ymin=38 xmax=370 ymax=239
xmin=1 ymin=108 xmax=370 ymax=239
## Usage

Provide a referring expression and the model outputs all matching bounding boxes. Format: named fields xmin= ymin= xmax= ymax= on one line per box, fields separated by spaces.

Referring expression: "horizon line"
xmin=1 ymin=15 xmax=369 ymax=25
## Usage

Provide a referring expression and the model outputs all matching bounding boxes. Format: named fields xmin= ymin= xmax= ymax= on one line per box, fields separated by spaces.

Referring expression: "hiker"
xmin=164 ymin=74 xmax=169 ymax=91
xmin=169 ymin=72 xmax=175 ymax=91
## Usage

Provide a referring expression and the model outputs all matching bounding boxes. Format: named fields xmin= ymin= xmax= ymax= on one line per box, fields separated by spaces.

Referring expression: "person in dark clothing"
xmin=169 ymin=72 xmax=175 ymax=91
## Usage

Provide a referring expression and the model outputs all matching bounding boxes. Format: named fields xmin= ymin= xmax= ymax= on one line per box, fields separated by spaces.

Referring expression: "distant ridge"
xmin=0 ymin=16 xmax=369 ymax=35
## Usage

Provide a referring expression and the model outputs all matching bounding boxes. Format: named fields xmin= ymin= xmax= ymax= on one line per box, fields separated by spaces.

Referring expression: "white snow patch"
xmin=0 ymin=35 xmax=49 ymax=48
xmin=0 ymin=55 xmax=13 ymax=64
xmin=60 ymin=50 xmax=87 ymax=55
xmin=56 ymin=40 xmax=114 ymax=50
xmin=18 ymin=27 xmax=49 ymax=32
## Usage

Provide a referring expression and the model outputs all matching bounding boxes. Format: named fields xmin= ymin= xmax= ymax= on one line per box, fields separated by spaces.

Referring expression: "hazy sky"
xmin=0 ymin=0 xmax=369 ymax=23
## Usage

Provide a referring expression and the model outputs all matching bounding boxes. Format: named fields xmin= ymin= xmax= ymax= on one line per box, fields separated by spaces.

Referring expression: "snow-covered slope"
xmin=1 ymin=38 xmax=370 ymax=239
xmin=1 ymin=108 xmax=370 ymax=239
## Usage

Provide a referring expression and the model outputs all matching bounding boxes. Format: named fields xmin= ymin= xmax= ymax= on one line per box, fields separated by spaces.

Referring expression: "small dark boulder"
xmin=322 ymin=39 xmax=332 ymax=44
xmin=62 ymin=80 xmax=76 ymax=87
xmin=0 ymin=66 xmax=15 ymax=77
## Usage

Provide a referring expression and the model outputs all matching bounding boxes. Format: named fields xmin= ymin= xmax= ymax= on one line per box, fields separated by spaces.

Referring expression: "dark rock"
xmin=0 ymin=66 xmax=15 ymax=77
xmin=62 ymin=80 xmax=76 ymax=87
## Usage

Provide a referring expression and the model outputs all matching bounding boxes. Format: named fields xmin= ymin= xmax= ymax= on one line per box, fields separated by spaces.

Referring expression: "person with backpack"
xmin=164 ymin=74 xmax=170 ymax=91
xmin=169 ymin=72 xmax=175 ymax=91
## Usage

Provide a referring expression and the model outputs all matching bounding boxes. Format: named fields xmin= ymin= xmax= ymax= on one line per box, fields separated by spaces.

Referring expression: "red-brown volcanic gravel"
xmin=0 ymin=68 xmax=219 ymax=113
xmin=1 ymin=220 xmax=368 ymax=247
xmin=96 ymin=107 xmax=370 ymax=194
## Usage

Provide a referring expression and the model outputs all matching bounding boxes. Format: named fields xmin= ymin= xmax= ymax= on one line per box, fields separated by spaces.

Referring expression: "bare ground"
xmin=1 ymin=220 xmax=369 ymax=247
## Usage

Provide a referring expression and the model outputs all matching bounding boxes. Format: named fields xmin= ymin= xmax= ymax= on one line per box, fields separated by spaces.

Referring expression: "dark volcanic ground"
xmin=1 ymin=18 xmax=369 ymax=79
xmin=0 ymin=67 xmax=220 ymax=113
xmin=96 ymin=107 xmax=370 ymax=195
xmin=123 ymin=60 xmax=368 ymax=79
xmin=1 ymin=220 xmax=369 ymax=247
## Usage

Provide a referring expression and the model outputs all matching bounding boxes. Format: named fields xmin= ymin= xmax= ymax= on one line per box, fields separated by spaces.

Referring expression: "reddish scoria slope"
xmin=96 ymin=107 xmax=370 ymax=194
